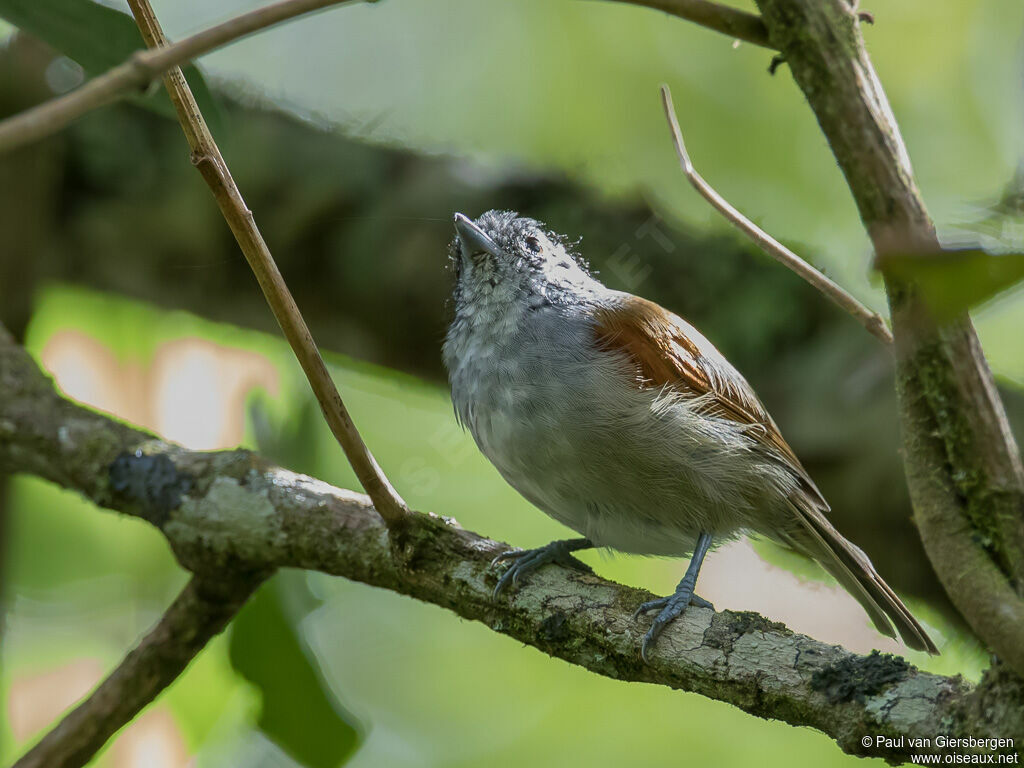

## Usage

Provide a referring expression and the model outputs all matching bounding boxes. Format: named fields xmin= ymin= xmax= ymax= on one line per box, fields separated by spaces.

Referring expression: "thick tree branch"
xmin=751 ymin=0 xmax=1024 ymax=679
xmin=659 ymin=84 xmax=893 ymax=345
xmin=124 ymin=0 xmax=408 ymax=528
xmin=13 ymin=573 xmax=266 ymax=768
xmin=2 ymin=328 xmax=1021 ymax=764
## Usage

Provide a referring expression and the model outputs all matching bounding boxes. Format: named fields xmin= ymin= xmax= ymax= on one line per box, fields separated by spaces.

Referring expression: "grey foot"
xmin=491 ymin=539 xmax=593 ymax=598
xmin=633 ymin=591 xmax=715 ymax=662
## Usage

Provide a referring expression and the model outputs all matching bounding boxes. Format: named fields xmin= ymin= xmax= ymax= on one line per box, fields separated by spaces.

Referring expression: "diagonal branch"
xmin=0 ymin=0 xmax=779 ymax=156
xmin=659 ymin=84 xmax=893 ymax=345
xmin=13 ymin=573 xmax=267 ymax=768
xmin=0 ymin=0 xmax=357 ymax=154
xmin=597 ymin=0 xmax=773 ymax=48
xmin=125 ymin=0 xmax=408 ymax=528
xmin=2 ymin=327 xmax=1022 ymax=765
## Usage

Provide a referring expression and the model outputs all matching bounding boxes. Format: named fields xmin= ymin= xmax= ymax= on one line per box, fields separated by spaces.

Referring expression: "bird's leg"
xmin=633 ymin=531 xmax=715 ymax=661
xmin=491 ymin=538 xmax=594 ymax=597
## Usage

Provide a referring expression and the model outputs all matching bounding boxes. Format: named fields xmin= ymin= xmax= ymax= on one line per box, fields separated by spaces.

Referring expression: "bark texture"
xmin=1 ymin=327 xmax=1021 ymax=764
xmin=753 ymin=0 xmax=1024 ymax=677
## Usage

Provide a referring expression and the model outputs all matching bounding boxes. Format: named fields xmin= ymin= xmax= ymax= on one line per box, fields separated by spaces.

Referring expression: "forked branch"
xmin=125 ymin=0 xmax=409 ymax=528
xmin=2 ymin=327 xmax=1021 ymax=766
xmin=752 ymin=0 xmax=1024 ymax=679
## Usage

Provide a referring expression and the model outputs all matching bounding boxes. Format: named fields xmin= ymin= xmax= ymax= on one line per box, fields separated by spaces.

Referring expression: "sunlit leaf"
xmin=0 ymin=0 xmax=224 ymax=134
xmin=229 ymin=573 xmax=362 ymax=768
xmin=877 ymin=248 xmax=1024 ymax=319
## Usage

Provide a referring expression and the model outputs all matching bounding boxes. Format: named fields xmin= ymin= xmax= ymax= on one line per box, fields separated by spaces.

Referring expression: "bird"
xmin=442 ymin=209 xmax=939 ymax=660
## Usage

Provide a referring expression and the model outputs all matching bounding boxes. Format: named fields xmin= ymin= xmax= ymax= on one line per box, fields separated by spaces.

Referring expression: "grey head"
xmin=449 ymin=210 xmax=599 ymax=315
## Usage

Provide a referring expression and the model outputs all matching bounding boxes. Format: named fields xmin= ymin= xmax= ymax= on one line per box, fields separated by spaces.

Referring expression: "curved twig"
xmin=659 ymin=85 xmax=894 ymax=345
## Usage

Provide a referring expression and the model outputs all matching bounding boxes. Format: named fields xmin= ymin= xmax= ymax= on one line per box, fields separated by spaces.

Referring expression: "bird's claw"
xmin=491 ymin=542 xmax=594 ymax=598
xmin=633 ymin=592 xmax=713 ymax=618
xmin=491 ymin=549 xmax=524 ymax=568
xmin=634 ymin=591 xmax=714 ymax=662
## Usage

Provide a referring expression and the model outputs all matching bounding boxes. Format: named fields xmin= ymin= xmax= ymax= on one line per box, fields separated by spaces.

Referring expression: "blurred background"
xmin=1 ymin=0 xmax=1022 ymax=765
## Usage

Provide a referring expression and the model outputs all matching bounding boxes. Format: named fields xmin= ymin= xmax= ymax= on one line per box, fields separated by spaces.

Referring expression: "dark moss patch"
xmin=109 ymin=450 xmax=194 ymax=527
xmin=538 ymin=611 xmax=570 ymax=644
xmin=703 ymin=610 xmax=790 ymax=653
xmin=811 ymin=650 xmax=912 ymax=704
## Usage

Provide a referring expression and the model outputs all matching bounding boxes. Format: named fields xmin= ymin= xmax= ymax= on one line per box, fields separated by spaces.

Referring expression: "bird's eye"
xmin=524 ymin=236 xmax=541 ymax=253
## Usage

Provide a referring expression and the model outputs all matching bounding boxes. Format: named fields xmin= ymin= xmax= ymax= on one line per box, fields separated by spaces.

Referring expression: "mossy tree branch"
xmin=2 ymin=327 xmax=1022 ymax=765
xmin=750 ymin=0 xmax=1024 ymax=677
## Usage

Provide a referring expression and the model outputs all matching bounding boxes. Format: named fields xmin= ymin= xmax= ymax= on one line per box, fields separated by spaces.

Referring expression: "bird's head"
xmin=449 ymin=210 xmax=595 ymax=311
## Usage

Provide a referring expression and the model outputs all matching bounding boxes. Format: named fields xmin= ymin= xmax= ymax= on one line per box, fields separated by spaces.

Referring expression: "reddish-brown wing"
xmin=591 ymin=293 xmax=820 ymax=499
xmin=591 ymin=296 xmax=939 ymax=654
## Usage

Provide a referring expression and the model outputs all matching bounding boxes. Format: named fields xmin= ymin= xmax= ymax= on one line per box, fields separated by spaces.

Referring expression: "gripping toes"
xmin=633 ymin=593 xmax=714 ymax=618
xmin=635 ymin=592 xmax=714 ymax=662
xmin=491 ymin=539 xmax=593 ymax=598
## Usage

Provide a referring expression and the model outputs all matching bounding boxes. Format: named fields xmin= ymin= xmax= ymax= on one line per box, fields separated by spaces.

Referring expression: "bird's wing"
xmin=591 ymin=293 xmax=940 ymax=654
xmin=590 ymin=292 xmax=827 ymax=507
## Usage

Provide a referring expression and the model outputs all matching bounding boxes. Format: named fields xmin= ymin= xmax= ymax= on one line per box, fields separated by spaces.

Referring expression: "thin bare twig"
xmin=599 ymin=0 xmax=773 ymax=49
xmin=13 ymin=574 xmax=267 ymax=768
xmin=659 ymin=84 xmax=894 ymax=345
xmin=125 ymin=0 xmax=409 ymax=528
xmin=0 ymin=0 xmax=356 ymax=154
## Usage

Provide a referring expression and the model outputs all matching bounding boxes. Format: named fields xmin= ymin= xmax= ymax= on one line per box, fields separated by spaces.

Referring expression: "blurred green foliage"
xmin=229 ymin=573 xmax=362 ymax=768
xmin=879 ymin=247 xmax=1024 ymax=320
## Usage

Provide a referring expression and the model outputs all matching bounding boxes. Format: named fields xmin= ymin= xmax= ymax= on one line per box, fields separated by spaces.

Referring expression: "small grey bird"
xmin=443 ymin=209 xmax=938 ymax=659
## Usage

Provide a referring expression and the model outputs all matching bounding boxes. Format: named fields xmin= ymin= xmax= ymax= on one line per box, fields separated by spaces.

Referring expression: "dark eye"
xmin=524 ymin=236 xmax=541 ymax=253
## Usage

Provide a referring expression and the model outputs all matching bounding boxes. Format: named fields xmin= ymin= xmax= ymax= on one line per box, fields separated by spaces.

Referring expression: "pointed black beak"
xmin=453 ymin=213 xmax=501 ymax=258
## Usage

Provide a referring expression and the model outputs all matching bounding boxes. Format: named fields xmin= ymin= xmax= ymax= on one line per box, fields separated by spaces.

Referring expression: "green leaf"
xmin=0 ymin=0 xmax=224 ymax=134
xmin=230 ymin=573 xmax=362 ymax=768
xmin=877 ymin=247 xmax=1024 ymax=319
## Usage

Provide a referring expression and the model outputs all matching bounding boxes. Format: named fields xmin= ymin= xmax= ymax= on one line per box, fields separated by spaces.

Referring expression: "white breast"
xmin=444 ymin=296 xmax=796 ymax=557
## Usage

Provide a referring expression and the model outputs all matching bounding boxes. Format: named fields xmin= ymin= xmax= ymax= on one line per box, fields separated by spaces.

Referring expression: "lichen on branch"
xmin=1 ymin=326 xmax=1021 ymax=764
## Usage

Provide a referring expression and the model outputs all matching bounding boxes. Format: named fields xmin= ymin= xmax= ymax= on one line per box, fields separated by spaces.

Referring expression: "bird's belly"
xmin=466 ymin=374 xmax=757 ymax=557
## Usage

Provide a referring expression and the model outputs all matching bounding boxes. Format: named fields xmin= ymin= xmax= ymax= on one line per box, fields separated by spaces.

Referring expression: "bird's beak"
xmin=453 ymin=213 xmax=501 ymax=259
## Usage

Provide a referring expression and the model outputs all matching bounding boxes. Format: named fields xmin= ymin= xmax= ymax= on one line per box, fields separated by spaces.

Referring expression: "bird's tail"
xmin=784 ymin=493 xmax=939 ymax=655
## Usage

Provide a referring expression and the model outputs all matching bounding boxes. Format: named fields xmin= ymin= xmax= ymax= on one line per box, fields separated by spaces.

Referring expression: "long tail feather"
xmin=786 ymin=493 xmax=939 ymax=655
